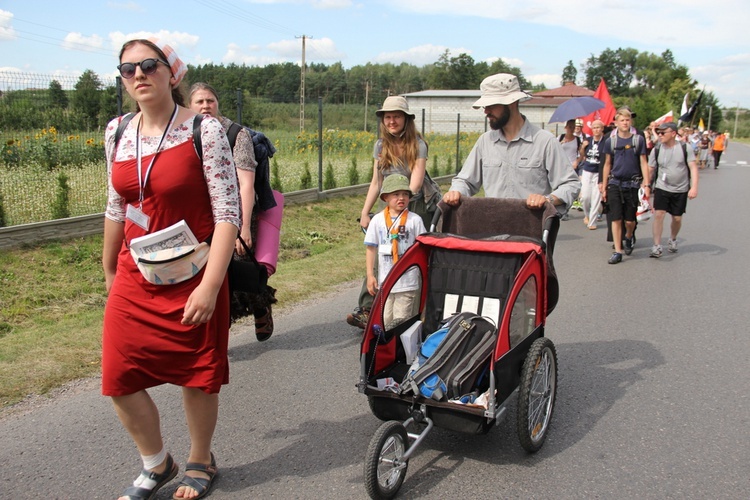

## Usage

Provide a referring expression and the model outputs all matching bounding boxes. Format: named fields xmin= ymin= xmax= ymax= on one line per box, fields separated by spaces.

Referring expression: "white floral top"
xmin=218 ymin=116 xmax=257 ymax=171
xmin=104 ymin=113 xmax=241 ymax=230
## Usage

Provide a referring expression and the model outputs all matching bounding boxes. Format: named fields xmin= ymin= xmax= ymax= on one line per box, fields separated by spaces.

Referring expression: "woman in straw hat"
xmin=103 ymin=38 xmax=239 ymax=500
xmin=346 ymin=95 xmax=439 ymax=329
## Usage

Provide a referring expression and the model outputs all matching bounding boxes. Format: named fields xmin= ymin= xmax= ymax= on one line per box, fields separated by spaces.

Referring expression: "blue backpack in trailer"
xmin=402 ymin=311 xmax=496 ymax=401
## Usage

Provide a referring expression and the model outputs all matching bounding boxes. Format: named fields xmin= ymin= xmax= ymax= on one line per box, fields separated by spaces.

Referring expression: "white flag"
xmin=679 ymin=93 xmax=689 ymax=124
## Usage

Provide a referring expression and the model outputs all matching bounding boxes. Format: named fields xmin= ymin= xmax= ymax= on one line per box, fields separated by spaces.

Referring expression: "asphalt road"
xmin=2 ymin=144 xmax=749 ymax=500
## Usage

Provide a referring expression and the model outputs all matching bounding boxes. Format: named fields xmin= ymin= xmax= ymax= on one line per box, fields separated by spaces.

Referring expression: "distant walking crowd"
xmin=349 ymin=76 xmax=722 ymax=332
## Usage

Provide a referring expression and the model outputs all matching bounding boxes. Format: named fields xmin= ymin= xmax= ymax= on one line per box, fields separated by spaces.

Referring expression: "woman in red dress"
xmin=102 ymin=38 xmax=239 ymax=500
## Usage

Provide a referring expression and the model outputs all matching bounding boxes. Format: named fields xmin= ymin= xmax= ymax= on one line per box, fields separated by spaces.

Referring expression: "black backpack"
xmin=113 ymin=114 xmax=275 ymax=167
xmin=559 ymin=134 xmax=583 ymax=150
xmin=113 ymin=112 xmax=204 ymax=156
xmin=113 ymin=114 xmax=278 ymax=212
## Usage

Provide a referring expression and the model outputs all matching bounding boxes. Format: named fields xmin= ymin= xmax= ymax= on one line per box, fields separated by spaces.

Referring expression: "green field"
xmin=1 ymin=128 xmax=476 ymax=226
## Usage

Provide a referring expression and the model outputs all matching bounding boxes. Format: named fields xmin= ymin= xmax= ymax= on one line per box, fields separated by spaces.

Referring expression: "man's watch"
xmin=544 ymin=195 xmax=554 ymax=205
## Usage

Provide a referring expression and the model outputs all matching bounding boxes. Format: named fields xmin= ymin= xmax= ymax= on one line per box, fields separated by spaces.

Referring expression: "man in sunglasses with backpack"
xmin=647 ymin=122 xmax=699 ymax=258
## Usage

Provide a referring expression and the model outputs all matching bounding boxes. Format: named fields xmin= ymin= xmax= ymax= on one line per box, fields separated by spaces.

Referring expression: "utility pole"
xmin=364 ymin=80 xmax=369 ymax=132
xmin=297 ymin=34 xmax=310 ymax=132
xmin=734 ymin=102 xmax=740 ymax=138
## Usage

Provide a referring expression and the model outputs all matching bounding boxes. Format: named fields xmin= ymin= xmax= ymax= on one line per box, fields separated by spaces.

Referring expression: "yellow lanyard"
xmin=383 ymin=207 xmax=408 ymax=263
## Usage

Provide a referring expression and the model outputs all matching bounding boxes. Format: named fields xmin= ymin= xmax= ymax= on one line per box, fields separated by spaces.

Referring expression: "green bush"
xmin=51 ymin=172 xmax=70 ymax=219
xmin=0 ymin=189 xmax=6 ymax=227
xmin=271 ymin=157 xmax=283 ymax=192
xmin=431 ymin=155 xmax=440 ymax=177
xmin=324 ymin=161 xmax=337 ymax=190
xmin=2 ymin=139 xmax=22 ymax=168
xmin=300 ymin=161 xmax=313 ymax=190
xmin=347 ymin=156 xmax=360 ymax=186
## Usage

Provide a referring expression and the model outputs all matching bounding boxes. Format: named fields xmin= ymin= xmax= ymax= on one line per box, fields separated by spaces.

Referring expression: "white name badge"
xmin=378 ymin=243 xmax=392 ymax=255
xmin=126 ymin=204 xmax=150 ymax=231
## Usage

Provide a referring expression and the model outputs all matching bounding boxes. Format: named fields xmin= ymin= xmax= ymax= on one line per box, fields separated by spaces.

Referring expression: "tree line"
xmin=0 ymin=47 xmax=741 ymax=134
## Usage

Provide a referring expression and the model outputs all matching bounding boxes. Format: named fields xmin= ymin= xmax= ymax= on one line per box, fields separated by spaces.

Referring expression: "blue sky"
xmin=1 ymin=0 xmax=748 ymax=112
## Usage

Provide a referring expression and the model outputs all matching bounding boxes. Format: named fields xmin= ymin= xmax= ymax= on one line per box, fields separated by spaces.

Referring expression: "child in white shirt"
xmin=364 ymin=174 xmax=427 ymax=328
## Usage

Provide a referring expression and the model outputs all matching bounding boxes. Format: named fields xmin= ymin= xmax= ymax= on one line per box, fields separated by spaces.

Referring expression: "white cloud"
xmin=0 ymin=9 xmax=17 ymax=41
xmin=482 ymin=56 xmax=528 ymax=71
xmin=266 ymin=36 xmax=344 ymax=61
xmin=267 ymin=39 xmax=304 ymax=59
xmin=222 ymin=42 xmax=287 ymax=66
xmin=373 ymin=44 xmax=471 ymax=66
xmin=62 ymin=33 xmax=105 ymax=52
xmin=384 ymin=0 xmax=746 ymax=49
xmin=108 ymin=30 xmax=200 ymax=53
xmin=501 ymin=57 xmax=525 ymax=69
xmin=689 ymin=52 xmax=750 ymax=107
xmin=305 ymin=37 xmax=345 ymax=61
xmin=527 ymin=73 xmax=561 ymax=89
xmin=193 ymin=54 xmax=213 ymax=66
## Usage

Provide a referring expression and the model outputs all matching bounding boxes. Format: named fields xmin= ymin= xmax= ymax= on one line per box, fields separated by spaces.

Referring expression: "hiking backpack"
xmin=400 ymin=311 xmax=496 ymax=401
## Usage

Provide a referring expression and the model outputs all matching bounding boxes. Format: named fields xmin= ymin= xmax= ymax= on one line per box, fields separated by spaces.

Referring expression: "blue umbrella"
xmin=548 ymin=96 xmax=605 ymax=124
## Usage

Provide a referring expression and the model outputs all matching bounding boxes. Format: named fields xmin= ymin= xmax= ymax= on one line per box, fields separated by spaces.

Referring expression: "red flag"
xmin=582 ymin=78 xmax=616 ymax=135
xmin=654 ymin=110 xmax=673 ymax=125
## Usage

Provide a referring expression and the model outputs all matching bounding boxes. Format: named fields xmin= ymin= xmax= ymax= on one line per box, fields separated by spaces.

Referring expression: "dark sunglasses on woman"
xmin=117 ymin=58 xmax=169 ymax=79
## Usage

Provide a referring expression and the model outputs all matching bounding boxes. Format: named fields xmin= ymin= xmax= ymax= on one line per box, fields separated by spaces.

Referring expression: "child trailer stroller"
xmin=358 ymin=197 xmax=561 ymax=499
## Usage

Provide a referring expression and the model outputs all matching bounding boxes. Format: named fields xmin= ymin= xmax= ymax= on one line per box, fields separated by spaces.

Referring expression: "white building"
xmin=403 ymin=82 xmax=594 ymax=136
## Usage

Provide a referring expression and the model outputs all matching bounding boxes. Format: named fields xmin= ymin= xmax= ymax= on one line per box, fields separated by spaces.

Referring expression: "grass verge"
xmin=0 ymin=193 xmax=373 ymax=408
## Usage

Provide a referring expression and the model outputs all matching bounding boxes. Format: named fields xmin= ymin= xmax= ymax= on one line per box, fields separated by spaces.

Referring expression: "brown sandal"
xmin=254 ymin=306 xmax=273 ymax=341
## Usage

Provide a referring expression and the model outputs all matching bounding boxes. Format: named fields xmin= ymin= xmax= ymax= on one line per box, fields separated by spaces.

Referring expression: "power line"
xmin=189 ymin=0 xmax=299 ymax=37
xmin=13 ymin=32 xmax=114 ymax=58
xmin=188 ymin=0 xmax=341 ymax=63
xmin=9 ymin=18 xmax=117 ymax=57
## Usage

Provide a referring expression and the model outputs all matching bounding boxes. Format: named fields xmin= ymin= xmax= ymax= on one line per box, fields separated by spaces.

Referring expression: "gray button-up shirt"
xmin=450 ymin=117 xmax=581 ymax=210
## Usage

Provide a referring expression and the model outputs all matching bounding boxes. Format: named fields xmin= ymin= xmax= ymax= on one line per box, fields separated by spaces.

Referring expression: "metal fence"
xmin=1 ymin=71 xmax=498 ymax=228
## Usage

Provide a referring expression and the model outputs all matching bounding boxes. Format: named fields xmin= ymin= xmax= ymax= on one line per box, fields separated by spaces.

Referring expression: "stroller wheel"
xmin=517 ymin=337 xmax=558 ymax=452
xmin=364 ymin=421 xmax=409 ymax=499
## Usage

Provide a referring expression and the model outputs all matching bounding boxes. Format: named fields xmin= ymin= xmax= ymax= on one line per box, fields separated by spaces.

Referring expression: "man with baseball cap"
xmin=443 ymin=73 xmax=580 ymax=213
xmin=647 ymin=121 xmax=698 ymax=258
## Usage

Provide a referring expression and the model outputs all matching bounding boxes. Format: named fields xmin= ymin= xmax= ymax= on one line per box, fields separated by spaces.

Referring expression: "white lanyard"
xmin=135 ymin=104 xmax=178 ymax=208
xmin=387 ymin=208 xmax=406 ymax=234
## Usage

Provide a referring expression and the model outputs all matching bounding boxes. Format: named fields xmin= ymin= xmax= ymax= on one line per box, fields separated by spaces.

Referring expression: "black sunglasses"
xmin=117 ymin=58 xmax=169 ymax=79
